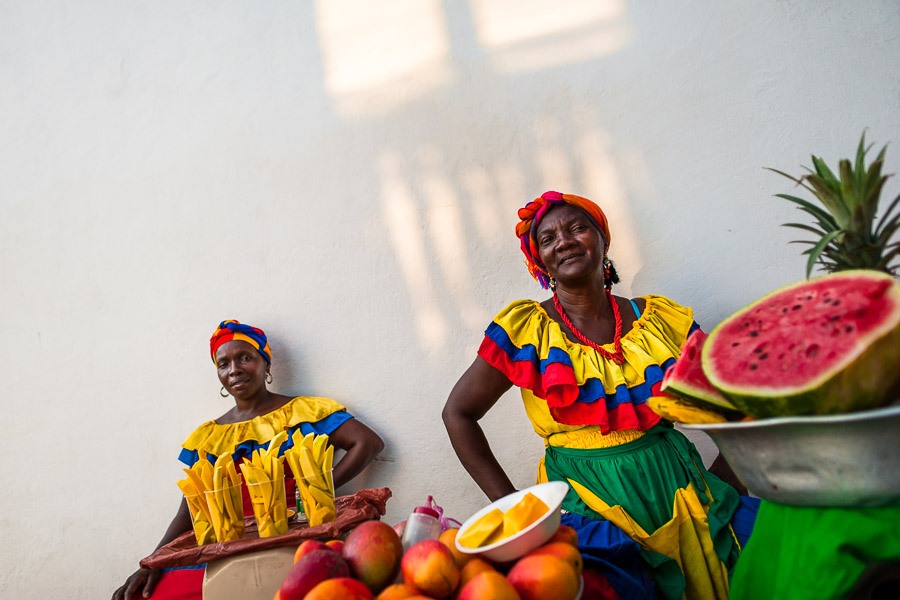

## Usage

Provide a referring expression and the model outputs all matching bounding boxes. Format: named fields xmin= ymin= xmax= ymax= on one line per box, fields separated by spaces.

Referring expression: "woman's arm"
xmin=442 ymin=356 xmax=516 ymax=501
xmin=709 ymin=453 xmax=749 ymax=496
xmin=328 ymin=417 xmax=385 ymax=489
xmin=112 ymin=498 xmax=192 ymax=600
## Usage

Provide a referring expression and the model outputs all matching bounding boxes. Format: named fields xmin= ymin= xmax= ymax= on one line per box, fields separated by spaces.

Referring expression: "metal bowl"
xmin=683 ymin=404 xmax=900 ymax=507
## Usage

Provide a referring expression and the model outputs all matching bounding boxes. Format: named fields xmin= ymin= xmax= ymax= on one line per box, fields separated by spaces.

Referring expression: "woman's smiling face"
xmin=215 ymin=340 xmax=269 ymax=399
xmin=534 ymin=204 xmax=607 ymax=285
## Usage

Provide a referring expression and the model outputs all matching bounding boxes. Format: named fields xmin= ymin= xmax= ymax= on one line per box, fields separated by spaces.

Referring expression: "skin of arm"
xmin=327 ymin=417 xmax=384 ymax=489
xmin=709 ymin=453 xmax=749 ymax=496
xmin=442 ymin=356 xmax=517 ymax=501
xmin=112 ymin=498 xmax=192 ymax=600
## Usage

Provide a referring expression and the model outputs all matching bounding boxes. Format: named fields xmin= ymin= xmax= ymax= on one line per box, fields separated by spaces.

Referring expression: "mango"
xmin=501 ymin=492 xmax=549 ymax=538
xmin=457 ymin=508 xmax=504 ymax=548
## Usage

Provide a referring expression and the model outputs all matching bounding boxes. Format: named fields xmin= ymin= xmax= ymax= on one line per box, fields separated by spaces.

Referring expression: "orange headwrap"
xmin=516 ymin=191 xmax=611 ymax=289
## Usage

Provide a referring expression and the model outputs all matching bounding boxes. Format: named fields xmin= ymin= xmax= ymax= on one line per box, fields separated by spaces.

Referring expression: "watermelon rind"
xmin=661 ymin=330 xmax=742 ymax=416
xmin=702 ymin=270 xmax=900 ymax=418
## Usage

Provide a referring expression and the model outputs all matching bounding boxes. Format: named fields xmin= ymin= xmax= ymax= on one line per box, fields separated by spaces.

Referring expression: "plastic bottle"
xmin=401 ymin=499 xmax=442 ymax=551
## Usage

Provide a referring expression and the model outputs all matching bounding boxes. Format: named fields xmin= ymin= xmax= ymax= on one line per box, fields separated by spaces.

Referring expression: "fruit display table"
xmin=202 ymin=546 xmax=296 ymax=600
xmin=140 ymin=488 xmax=391 ymax=570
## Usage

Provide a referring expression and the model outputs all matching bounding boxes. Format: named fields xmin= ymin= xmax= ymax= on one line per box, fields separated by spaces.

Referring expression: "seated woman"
xmin=113 ymin=320 xmax=384 ymax=600
xmin=442 ymin=192 xmax=756 ymax=600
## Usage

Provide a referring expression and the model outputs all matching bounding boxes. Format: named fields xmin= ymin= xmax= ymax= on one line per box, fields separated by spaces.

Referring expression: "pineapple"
xmin=770 ymin=132 xmax=900 ymax=277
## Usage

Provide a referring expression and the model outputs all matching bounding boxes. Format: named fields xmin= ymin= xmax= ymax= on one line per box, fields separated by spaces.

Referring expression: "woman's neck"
xmin=554 ymin=280 xmax=611 ymax=319
xmin=231 ymin=389 xmax=279 ymax=420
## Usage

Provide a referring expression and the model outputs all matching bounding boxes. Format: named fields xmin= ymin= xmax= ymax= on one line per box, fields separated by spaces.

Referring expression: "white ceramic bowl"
xmin=455 ymin=481 xmax=569 ymax=563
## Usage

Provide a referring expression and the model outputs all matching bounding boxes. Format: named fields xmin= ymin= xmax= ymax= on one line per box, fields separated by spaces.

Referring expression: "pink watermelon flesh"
xmin=661 ymin=330 xmax=740 ymax=414
xmin=703 ymin=271 xmax=900 ymax=417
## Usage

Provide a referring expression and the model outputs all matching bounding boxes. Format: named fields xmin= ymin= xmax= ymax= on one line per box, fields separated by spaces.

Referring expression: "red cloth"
xmin=146 ymin=568 xmax=204 ymax=600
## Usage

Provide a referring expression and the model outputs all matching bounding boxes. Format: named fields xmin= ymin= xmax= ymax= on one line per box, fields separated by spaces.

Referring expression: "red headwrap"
xmin=209 ymin=320 xmax=272 ymax=364
xmin=516 ymin=191 xmax=611 ymax=289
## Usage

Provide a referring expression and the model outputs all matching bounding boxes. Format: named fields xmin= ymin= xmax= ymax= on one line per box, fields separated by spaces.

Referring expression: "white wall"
xmin=2 ymin=1 xmax=898 ymax=597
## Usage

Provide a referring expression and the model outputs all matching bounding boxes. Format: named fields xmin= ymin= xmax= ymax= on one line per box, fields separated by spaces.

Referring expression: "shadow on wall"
xmin=308 ymin=0 xmax=650 ymax=354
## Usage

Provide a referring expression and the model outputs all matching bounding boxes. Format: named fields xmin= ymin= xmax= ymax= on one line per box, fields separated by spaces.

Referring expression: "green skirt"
xmin=543 ymin=423 xmax=741 ymax=599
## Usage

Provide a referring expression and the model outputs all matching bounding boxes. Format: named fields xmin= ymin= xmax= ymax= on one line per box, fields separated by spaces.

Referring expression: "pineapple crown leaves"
xmin=768 ymin=132 xmax=900 ymax=278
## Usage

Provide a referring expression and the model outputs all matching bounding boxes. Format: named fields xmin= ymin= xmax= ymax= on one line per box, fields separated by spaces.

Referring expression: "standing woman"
xmin=113 ymin=320 xmax=384 ymax=600
xmin=443 ymin=192 xmax=753 ymax=600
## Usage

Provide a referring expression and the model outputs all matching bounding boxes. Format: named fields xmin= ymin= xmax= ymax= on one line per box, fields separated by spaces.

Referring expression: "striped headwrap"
xmin=210 ymin=320 xmax=272 ymax=364
xmin=516 ymin=191 xmax=611 ymax=289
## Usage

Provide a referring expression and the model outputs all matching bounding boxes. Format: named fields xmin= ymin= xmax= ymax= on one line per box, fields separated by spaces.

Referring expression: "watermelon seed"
xmin=753 ymin=348 xmax=761 ymax=353
xmin=829 ymin=315 xmax=841 ymax=321
xmin=845 ymin=326 xmax=852 ymax=332
xmin=806 ymin=295 xmax=813 ymax=300
xmin=806 ymin=344 xmax=820 ymax=358
xmin=759 ymin=353 xmax=768 ymax=360
xmin=782 ymin=307 xmax=788 ymax=313
xmin=731 ymin=342 xmax=740 ymax=347
xmin=749 ymin=364 xmax=758 ymax=370
xmin=832 ymin=300 xmax=841 ymax=306
xmin=749 ymin=331 xmax=759 ymax=337
xmin=792 ymin=304 xmax=802 ymax=310
xmin=856 ymin=310 xmax=866 ymax=317
xmin=824 ymin=298 xmax=832 ymax=304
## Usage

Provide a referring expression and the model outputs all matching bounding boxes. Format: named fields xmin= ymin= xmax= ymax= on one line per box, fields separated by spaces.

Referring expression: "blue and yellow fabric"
xmin=478 ymin=296 xmax=743 ymax=600
xmin=178 ymin=396 xmax=351 ymax=468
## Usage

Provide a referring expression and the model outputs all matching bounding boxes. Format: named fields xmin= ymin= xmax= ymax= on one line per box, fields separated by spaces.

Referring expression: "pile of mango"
xmin=177 ymin=450 xmax=244 ymax=544
xmin=284 ymin=431 xmax=336 ymax=527
xmin=240 ymin=430 xmax=290 ymax=538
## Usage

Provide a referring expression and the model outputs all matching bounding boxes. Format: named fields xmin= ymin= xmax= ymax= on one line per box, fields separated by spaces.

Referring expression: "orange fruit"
xmin=400 ymin=539 xmax=460 ymax=599
xmin=458 ymin=558 xmax=496 ymax=590
xmin=507 ymin=554 xmax=578 ymax=600
xmin=304 ymin=577 xmax=374 ymax=600
xmin=438 ymin=528 xmax=471 ymax=569
xmin=527 ymin=541 xmax=583 ymax=576
xmin=546 ymin=525 xmax=579 ymax=547
xmin=293 ymin=539 xmax=333 ymax=564
xmin=457 ymin=571 xmax=521 ymax=600
xmin=376 ymin=583 xmax=422 ymax=599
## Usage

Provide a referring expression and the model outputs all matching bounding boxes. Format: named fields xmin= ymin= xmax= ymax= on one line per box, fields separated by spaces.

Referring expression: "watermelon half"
xmin=661 ymin=330 xmax=741 ymax=415
xmin=702 ymin=270 xmax=900 ymax=418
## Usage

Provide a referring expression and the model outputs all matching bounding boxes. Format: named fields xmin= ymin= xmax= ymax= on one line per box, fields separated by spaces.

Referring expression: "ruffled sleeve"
xmin=477 ymin=296 xmax=698 ymax=434
xmin=178 ymin=396 xmax=352 ymax=466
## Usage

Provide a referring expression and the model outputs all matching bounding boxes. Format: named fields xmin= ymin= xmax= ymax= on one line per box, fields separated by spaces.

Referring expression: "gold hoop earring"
xmin=220 ymin=386 xmax=229 ymax=398
xmin=266 ymin=372 xmax=273 ymax=384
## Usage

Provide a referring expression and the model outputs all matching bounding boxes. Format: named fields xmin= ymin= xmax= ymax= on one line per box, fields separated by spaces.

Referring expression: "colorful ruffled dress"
xmin=478 ymin=296 xmax=749 ymax=600
xmin=149 ymin=396 xmax=352 ymax=600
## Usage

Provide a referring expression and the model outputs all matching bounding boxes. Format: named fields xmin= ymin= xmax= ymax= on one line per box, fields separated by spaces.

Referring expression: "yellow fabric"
xmin=181 ymin=396 xmax=346 ymax=457
xmin=497 ymin=295 xmax=693 ymax=443
xmin=569 ymin=478 xmax=731 ymax=600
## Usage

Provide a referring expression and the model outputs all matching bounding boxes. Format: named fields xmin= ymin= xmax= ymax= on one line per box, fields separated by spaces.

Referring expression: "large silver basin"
xmin=683 ymin=404 xmax=900 ymax=507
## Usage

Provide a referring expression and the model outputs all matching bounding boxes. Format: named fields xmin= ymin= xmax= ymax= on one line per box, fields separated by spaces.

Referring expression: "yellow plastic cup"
xmin=184 ymin=493 xmax=217 ymax=546
xmin=295 ymin=469 xmax=336 ymax=527
xmin=204 ymin=482 xmax=245 ymax=542
xmin=246 ymin=475 xmax=289 ymax=538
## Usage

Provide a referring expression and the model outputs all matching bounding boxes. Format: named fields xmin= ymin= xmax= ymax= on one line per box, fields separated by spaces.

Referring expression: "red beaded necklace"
xmin=553 ymin=289 xmax=626 ymax=364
